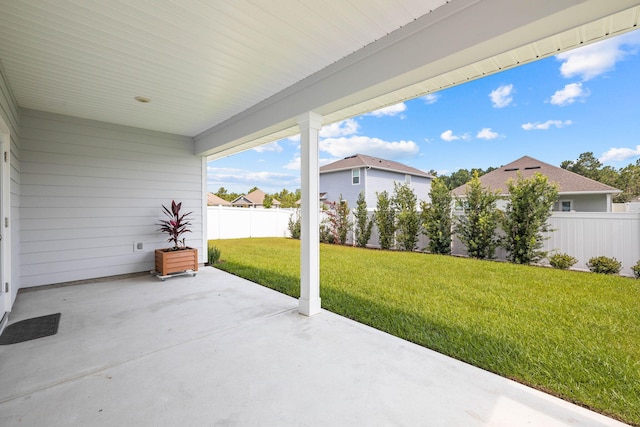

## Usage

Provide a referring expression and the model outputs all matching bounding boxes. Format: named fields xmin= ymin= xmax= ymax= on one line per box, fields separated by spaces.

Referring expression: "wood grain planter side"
xmin=155 ymin=248 xmax=198 ymax=276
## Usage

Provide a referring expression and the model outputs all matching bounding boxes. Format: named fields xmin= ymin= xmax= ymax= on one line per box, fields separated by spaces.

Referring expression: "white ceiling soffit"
xmin=197 ymin=0 xmax=640 ymax=159
xmin=0 ymin=0 xmax=447 ymax=136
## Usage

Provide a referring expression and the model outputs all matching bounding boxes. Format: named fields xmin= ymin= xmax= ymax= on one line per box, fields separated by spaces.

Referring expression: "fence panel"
xmin=207 ymin=206 xmax=295 ymax=240
xmin=208 ymin=207 xmax=640 ymax=276
xmin=544 ymin=212 xmax=640 ymax=276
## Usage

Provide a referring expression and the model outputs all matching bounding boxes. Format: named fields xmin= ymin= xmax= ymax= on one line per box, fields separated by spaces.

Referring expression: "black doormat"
xmin=0 ymin=313 xmax=61 ymax=345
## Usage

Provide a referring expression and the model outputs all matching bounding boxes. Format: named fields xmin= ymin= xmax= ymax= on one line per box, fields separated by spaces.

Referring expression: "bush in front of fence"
xmin=549 ymin=252 xmax=578 ymax=270
xmin=207 ymin=243 xmax=221 ymax=265
xmin=632 ymin=260 xmax=640 ymax=279
xmin=587 ymin=256 xmax=622 ymax=275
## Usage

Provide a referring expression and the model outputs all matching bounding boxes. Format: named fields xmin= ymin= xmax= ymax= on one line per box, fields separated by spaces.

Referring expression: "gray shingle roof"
xmin=320 ymin=154 xmax=433 ymax=178
xmin=207 ymin=193 xmax=231 ymax=206
xmin=231 ymin=188 xmax=281 ymax=206
xmin=451 ymin=156 xmax=621 ymax=196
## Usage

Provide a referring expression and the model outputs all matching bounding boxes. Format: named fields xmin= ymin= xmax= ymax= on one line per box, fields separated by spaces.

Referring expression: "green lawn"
xmin=211 ymin=238 xmax=640 ymax=425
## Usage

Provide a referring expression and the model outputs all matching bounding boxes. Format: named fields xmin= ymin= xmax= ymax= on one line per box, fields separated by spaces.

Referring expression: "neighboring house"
xmin=319 ymin=154 xmax=434 ymax=209
xmin=231 ymin=189 xmax=281 ymax=208
xmin=451 ymin=156 xmax=621 ymax=212
xmin=207 ymin=193 xmax=232 ymax=206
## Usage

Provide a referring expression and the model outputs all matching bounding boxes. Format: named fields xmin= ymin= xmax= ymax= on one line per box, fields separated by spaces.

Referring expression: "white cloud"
xmin=440 ymin=130 xmax=471 ymax=142
xmin=320 ymin=136 xmax=419 ymax=159
xmin=283 ymin=155 xmax=300 ymax=170
xmin=440 ymin=130 xmax=458 ymax=141
xmin=286 ymin=118 xmax=359 ymax=144
xmin=476 ymin=128 xmax=499 ymax=140
xmin=599 ymin=145 xmax=640 ymax=163
xmin=252 ymin=141 xmax=283 ymax=153
xmin=549 ymin=83 xmax=589 ymax=106
xmin=320 ymin=118 xmax=359 ymax=138
xmin=284 ymin=153 xmax=335 ymax=171
xmin=368 ymin=103 xmax=407 ymax=117
xmin=489 ymin=84 xmax=514 ymax=108
xmin=521 ymin=120 xmax=573 ymax=130
xmin=422 ymin=94 xmax=439 ymax=104
xmin=556 ymin=31 xmax=640 ymax=81
xmin=207 ymin=166 xmax=298 ymax=192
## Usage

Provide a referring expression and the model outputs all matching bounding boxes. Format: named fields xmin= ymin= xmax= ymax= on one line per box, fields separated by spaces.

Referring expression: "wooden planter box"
xmin=155 ymin=248 xmax=198 ymax=276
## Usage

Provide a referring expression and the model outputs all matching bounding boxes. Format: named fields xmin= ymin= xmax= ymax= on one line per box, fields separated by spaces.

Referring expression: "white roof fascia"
xmin=196 ymin=0 xmax=639 ymax=157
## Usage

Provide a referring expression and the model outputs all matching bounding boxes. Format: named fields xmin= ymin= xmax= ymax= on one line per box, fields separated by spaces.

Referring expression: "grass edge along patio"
xmin=211 ymin=237 xmax=640 ymax=426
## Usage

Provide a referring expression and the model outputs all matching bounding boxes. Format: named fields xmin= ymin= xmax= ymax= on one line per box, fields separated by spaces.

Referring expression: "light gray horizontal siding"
xmin=19 ymin=109 xmax=203 ymax=287
xmin=0 ymin=61 xmax=21 ymax=305
xmin=365 ymin=169 xmax=432 ymax=207
xmin=320 ymin=169 xmax=363 ymax=209
xmin=554 ymin=194 xmax=608 ymax=212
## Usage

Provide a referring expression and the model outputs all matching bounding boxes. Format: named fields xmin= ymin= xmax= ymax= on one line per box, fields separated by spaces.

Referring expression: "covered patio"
xmin=1 ymin=1 xmax=639 ymax=425
xmin=0 ymin=268 xmax=628 ymax=426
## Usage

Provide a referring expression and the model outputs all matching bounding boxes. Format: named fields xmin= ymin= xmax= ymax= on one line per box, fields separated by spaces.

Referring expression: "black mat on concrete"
xmin=0 ymin=313 xmax=61 ymax=345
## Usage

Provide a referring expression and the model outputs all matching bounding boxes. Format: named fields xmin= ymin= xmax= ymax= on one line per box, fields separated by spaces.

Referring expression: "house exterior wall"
xmin=19 ymin=109 xmax=204 ymax=287
xmin=553 ymin=194 xmax=608 ymax=212
xmin=0 ymin=64 xmax=21 ymax=306
xmin=320 ymin=167 xmax=432 ymax=211
xmin=365 ymin=168 xmax=431 ymax=208
xmin=320 ymin=169 xmax=364 ymax=210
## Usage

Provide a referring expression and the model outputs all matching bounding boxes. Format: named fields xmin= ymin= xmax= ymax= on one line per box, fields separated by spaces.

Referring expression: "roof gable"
xmin=320 ymin=154 xmax=433 ymax=179
xmin=232 ymin=189 xmax=281 ymax=206
xmin=207 ymin=193 xmax=231 ymax=206
xmin=451 ymin=156 xmax=621 ymax=196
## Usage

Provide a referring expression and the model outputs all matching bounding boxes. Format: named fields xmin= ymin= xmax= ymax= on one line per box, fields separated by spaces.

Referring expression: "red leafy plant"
xmin=157 ymin=200 xmax=193 ymax=250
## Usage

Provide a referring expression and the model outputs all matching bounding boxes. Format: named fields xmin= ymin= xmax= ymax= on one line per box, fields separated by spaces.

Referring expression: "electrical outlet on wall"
xmin=133 ymin=242 xmax=144 ymax=252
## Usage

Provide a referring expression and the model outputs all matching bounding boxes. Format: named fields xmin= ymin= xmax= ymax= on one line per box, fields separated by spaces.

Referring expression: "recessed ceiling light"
xmin=135 ymin=96 xmax=151 ymax=103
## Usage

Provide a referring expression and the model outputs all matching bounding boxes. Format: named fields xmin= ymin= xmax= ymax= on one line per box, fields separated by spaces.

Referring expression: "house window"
xmin=405 ymin=174 xmax=411 ymax=185
xmin=560 ymin=200 xmax=573 ymax=212
xmin=352 ymin=168 xmax=360 ymax=185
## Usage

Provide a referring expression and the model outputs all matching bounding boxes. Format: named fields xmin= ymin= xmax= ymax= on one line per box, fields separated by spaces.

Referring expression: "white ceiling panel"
xmin=0 ymin=0 xmax=447 ymax=136
xmin=0 ymin=0 xmax=639 ymax=154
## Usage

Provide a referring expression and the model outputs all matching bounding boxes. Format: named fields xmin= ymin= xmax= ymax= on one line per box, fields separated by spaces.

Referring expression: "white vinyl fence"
xmin=207 ymin=206 xmax=295 ymax=239
xmin=208 ymin=206 xmax=640 ymax=276
xmin=542 ymin=212 xmax=640 ymax=276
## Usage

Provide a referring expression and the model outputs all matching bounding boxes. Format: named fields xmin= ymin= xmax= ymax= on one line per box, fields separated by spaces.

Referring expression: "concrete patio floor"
xmin=0 ymin=267 xmax=629 ymax=427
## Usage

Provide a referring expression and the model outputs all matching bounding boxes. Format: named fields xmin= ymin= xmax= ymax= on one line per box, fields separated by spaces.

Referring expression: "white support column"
xmin=298 ymin=112 xmax=322 ymax=316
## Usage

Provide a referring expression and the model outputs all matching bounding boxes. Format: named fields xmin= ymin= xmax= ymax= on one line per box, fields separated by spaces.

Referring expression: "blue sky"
xmin=208 ymin=29 xmax=640 ymax=194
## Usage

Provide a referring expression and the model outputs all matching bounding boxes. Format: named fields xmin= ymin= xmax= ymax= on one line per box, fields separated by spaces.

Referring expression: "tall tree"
xmin=374 ymin=191 xmax=396 ymax=250
xmin=454 ymin=172 xmax=501 ymax=259
xmin=617 ymin=160 xmax=640 ymax=202
xmin=354 ymin=191 xmax=373 ymax=248
xmin=393 ymin=182 xmax=421 ymax=251
xmin=421 ymin=178 xmax=453 ymax=255
xmin=501 ymin=173 xmax=558 ymax=265
xmin=263 ymin=193 xmax=273 ymax=209
xmin=560 ymin=152 xmax=602 ymax=181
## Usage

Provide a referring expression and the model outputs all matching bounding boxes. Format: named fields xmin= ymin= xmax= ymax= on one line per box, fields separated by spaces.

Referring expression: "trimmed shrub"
xmin=454 ymin=172 xmax=501 ymax=260
xmin=374 ymin=190 xmax=396 ymax=250
xmin=354 ymin=191 xmax=373 ymax=248
xmin=501 ymin=173 xmax=558 ymax=265
xmin=288 ymin=209 xmax=301 ymax=239
xmin=587 ymin=256 xmax=622 ymax=275
xmin=548 ymin=253 xmax=578 ymax=270
xmin=421 ymin=177 xmax=452 ymax=255
xmin=393 ymin=182 xmax=420 ymax=251
xmin=631 ymin=260 xmax=640 ymax=279
xmin=207 ymin=243 xmax=221 ymax=265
